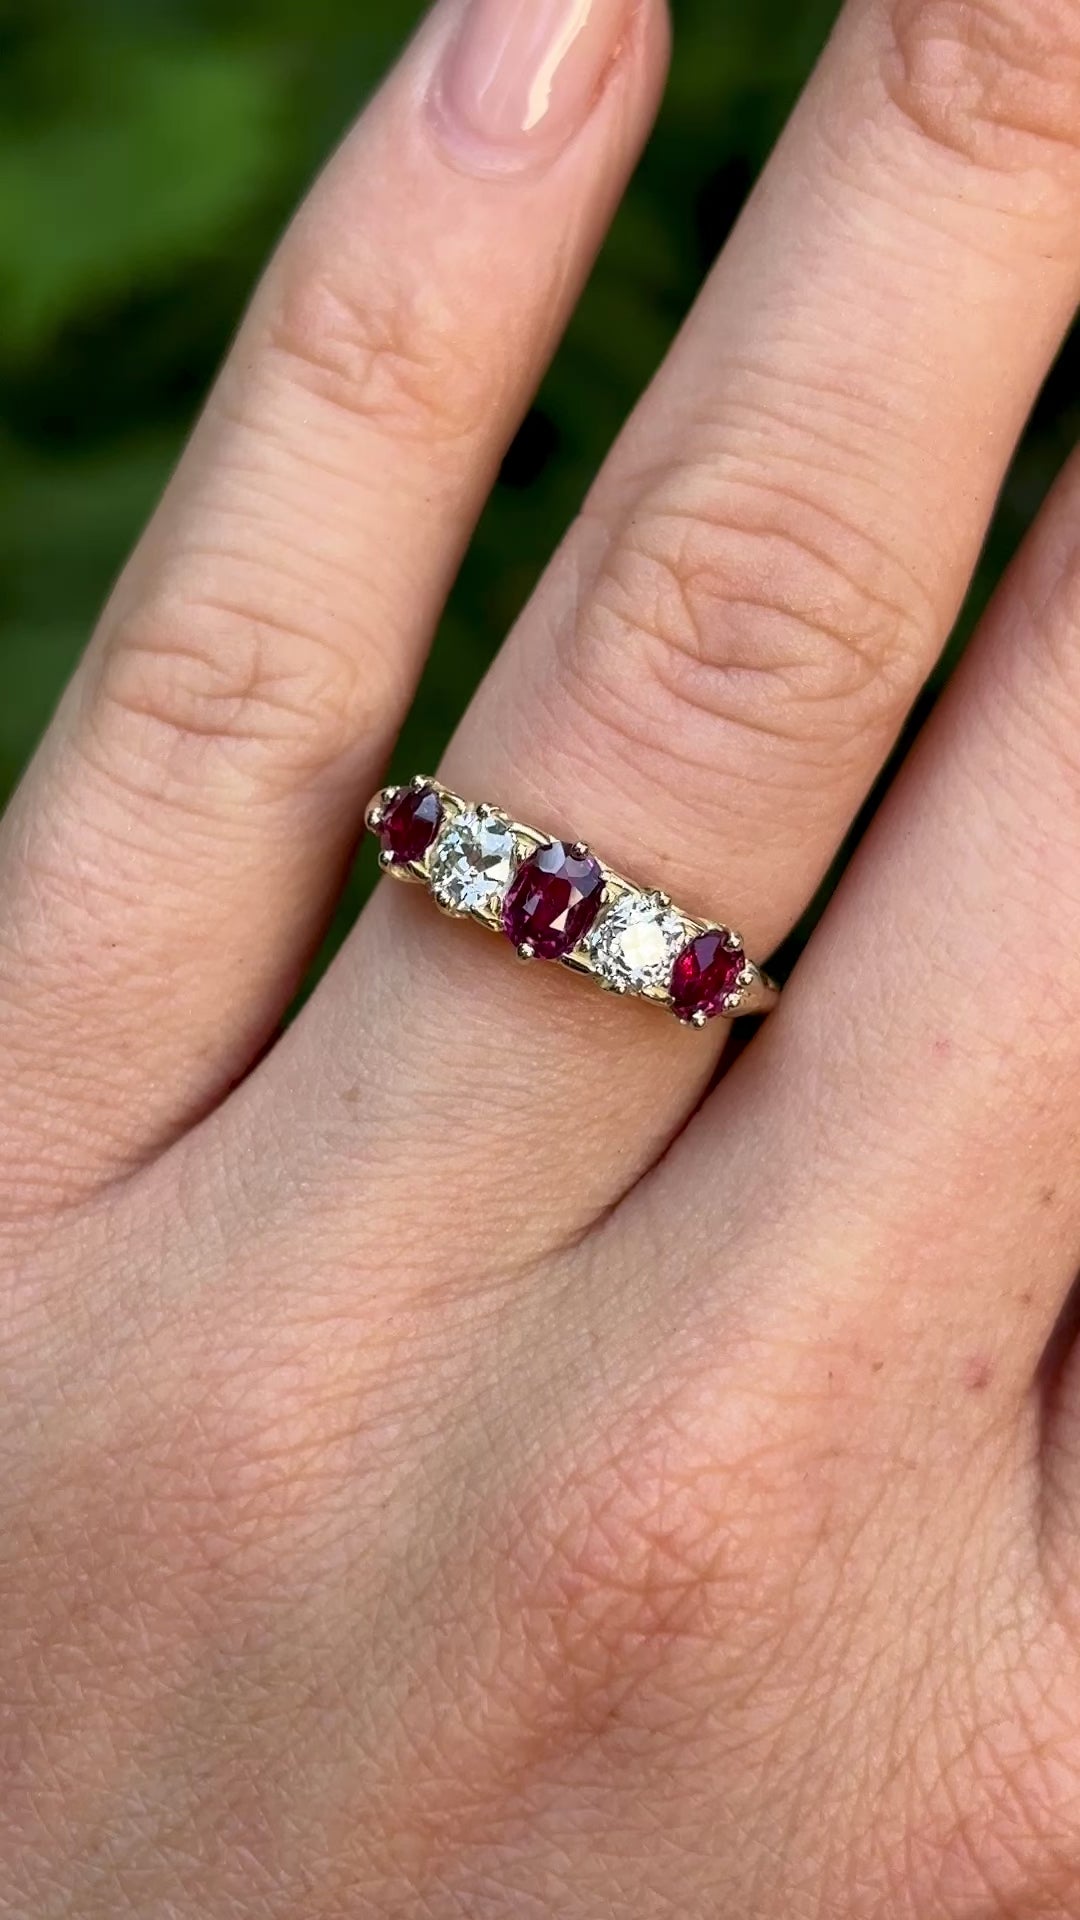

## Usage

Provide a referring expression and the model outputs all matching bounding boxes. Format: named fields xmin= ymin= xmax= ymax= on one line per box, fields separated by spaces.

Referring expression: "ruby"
xmin=670 ymin=930 xmax=745 ymax=1023
xmin=378 ymin=784 xmax=443 ymax=866
xmin=502 ymin=841 xmax=604 ymax=960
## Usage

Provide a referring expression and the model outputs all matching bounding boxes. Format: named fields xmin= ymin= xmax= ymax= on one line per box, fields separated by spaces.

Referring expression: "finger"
xmin=259 ymin=0 xmax=1080 ymax=1256
xmin=663 ymin=441 xmax=1080 ymax=1428
xmin=0 ymin=0 xmax=669 ymax=1208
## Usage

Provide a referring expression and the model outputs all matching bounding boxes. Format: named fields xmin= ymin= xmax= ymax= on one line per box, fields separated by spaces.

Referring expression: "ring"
xmin=365 ymin=778 xmax=780 ymax=1027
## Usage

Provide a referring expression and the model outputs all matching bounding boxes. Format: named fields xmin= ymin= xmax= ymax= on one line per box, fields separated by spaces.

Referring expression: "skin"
xmin=6 ymin=0 xmax=1080 ymax=1910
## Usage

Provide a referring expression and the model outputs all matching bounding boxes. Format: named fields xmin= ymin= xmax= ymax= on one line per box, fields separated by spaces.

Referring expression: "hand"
xmin=6 ymin=0 xmax=1080 ymax=1912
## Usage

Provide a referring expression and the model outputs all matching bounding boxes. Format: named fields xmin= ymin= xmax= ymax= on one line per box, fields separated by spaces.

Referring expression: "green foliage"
xmin=0 ymin=44 xmax=280 ymax=361
xmin=2 ymin=0 xmax=1075 ymax=963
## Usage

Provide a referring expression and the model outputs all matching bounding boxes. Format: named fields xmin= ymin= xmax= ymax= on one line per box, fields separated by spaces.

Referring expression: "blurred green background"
xmin=3 ymin=0 xmax=1078 ymax=964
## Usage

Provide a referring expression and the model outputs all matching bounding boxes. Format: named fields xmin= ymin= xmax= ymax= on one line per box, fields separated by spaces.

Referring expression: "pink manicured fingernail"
xmin=440 ymin=0 xmax=634 ymax=157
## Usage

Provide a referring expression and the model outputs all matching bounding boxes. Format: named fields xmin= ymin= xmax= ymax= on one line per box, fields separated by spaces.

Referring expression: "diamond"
xmin=429 ymin=808 xmax=517 ymax=913
xmin=585 ymin=891 xmax=686 ymax=994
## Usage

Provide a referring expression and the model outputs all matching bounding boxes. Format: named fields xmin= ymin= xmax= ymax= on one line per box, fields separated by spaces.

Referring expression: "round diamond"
xmin=585 ymin=891 xmax=686 ymax=994
xmin=429 ymin=808 xmax=517 ymax=913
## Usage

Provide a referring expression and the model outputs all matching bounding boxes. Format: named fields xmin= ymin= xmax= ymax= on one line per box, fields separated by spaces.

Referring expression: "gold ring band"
xmin=366 ymin=778 xmax=779 ymax=1027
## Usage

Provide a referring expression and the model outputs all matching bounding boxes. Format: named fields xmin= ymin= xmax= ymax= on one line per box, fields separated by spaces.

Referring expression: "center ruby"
xmin=501 ymin=841 xmax=604 ymax=960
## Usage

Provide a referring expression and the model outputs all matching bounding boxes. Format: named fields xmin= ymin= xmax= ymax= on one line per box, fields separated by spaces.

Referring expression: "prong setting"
xmin=372 ymin=782 xmax=443 ymax=871
xmin=364 ymin=778 xmax=779 ymax=1025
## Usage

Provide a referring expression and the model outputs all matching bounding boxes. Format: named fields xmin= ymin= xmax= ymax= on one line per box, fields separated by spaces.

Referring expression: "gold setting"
xmin=366 ymin=777 xmax=780 ymax=1025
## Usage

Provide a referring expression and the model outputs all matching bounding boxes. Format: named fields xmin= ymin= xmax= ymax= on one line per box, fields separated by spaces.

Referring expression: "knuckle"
xmin=93 ymin=587 xmax=367 ymax=799
xmin=883 ymin=0 xmax=1080 ymax=172
xmin=572 ymin=484 xmax=925 ymax=773
xmin=260 ymin=248 xmax=488 ymax=449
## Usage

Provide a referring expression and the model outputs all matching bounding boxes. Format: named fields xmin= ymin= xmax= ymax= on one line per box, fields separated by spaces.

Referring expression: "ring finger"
xmin=259 ymin=0 xmax=1080 ymax=1253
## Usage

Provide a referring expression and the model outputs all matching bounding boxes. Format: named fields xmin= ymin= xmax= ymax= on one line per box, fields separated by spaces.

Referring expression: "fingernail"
xmin=439 ymin=0 xmax=634 ymax=159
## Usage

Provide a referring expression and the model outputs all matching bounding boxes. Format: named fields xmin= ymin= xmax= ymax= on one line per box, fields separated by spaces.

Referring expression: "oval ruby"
xmin=670 ymin=930 xmax=745 ymax=1023
xmin=378 ymin=784 xmax=443 ymax=866
xmin=501 ymin=841 xmax=604 ymax=960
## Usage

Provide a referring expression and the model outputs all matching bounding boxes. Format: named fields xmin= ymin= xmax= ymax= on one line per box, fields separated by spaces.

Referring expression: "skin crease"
xmin=11 ymin=0 xmax=1080 ymax=1914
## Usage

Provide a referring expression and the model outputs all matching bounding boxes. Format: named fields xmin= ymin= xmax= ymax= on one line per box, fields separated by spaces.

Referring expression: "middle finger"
xmin=253 ymin=0 xmax=1080 ymax=1250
